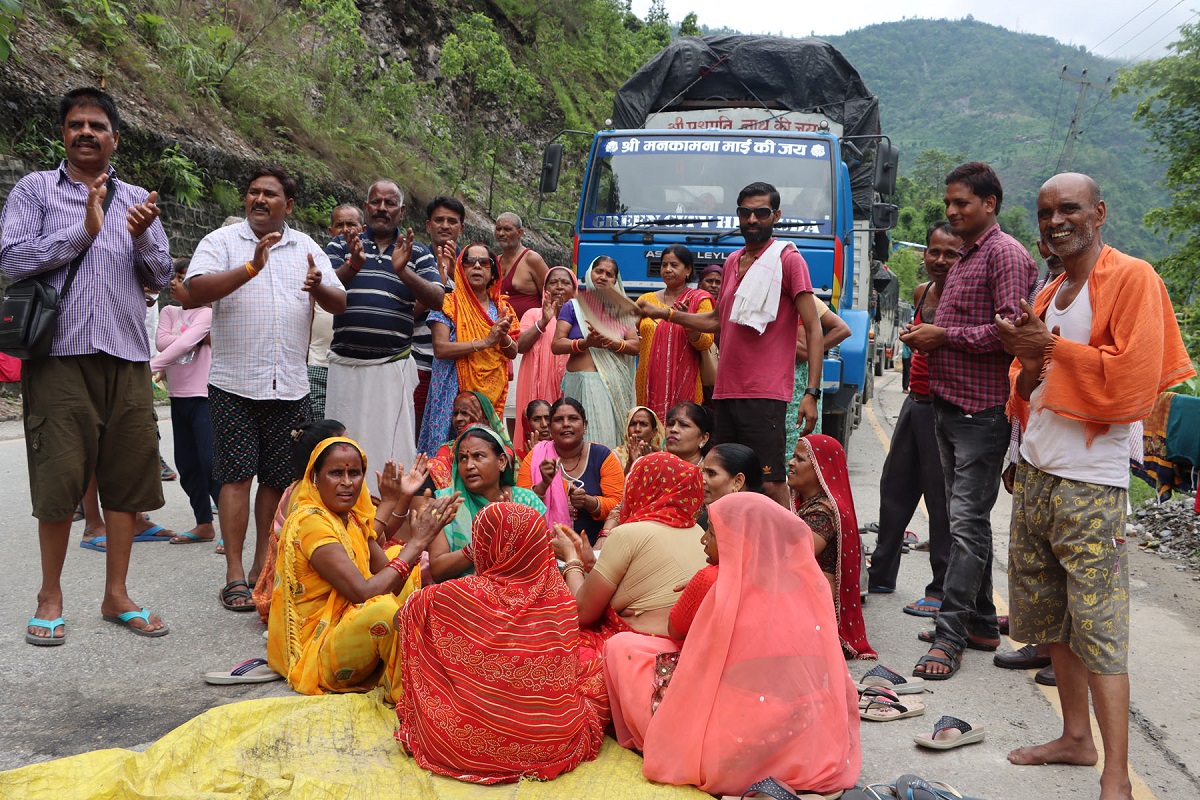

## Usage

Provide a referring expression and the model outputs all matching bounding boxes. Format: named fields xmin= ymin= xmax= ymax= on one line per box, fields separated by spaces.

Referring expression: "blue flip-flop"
xmin=79 ymin=535 xmax=106 ymax=552
xmin=903 ymin=597 xmax=942 ymax=617
xmin=25 ymin=617 xmax=66 ymax=646
xmin=102 ymin=608 xmax=169 ymax=638
xmin=134 ymin=524 xmax=174 ymax=542
xmin=168 ymin=530 xmax=215 ymax=545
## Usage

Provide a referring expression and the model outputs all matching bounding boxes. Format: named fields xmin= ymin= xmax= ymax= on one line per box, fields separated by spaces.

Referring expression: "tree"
xmin=1117 ymin=21 xmax=1200 ymax=295
xmin=679 ymin=12 xmax=701 ymax=38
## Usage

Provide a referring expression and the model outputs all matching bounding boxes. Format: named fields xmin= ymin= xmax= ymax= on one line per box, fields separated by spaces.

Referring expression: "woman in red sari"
xmin=788 ymin=433 xmax=877 ymax=660
xmin=604 ymin=492 xmax=861 ymax=796
xmin=634 ymin=244 xmax=715 ymax=419
xmin=396 ymin=502 xmax=606 ymax=783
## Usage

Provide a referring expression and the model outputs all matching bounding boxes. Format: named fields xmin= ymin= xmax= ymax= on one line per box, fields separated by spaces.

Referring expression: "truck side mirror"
xmin=871 ymin=202 xmax=898 ymax=230
xmin=873 ymin=140 xmax=900 ymax=196
xmin=540 ymin=143 xmax=564 ymax=194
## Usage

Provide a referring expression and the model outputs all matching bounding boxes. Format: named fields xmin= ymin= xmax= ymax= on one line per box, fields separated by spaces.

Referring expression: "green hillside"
xmin=828 ymin=17 xmax=1166 ymax=261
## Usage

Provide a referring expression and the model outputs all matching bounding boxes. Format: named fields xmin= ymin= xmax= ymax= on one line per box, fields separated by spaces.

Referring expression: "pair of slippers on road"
xmin=854 ymin=665 xmax=985 ymax=751
xmin=79 ymin=524 xmax=175 ymax=551
xmin=25 ymin=608 xmax=169 ymax=644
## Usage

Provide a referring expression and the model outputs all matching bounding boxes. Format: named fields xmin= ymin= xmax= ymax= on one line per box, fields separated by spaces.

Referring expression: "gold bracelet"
xmin=245 ymin=261 xmax=259 ymax=278
xmin=667 ymin=308 xmax=675 ymax=323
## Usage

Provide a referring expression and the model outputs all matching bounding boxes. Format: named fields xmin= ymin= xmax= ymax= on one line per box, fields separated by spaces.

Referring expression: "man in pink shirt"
xmin=639 ymin=181 xmax=823 ymax=506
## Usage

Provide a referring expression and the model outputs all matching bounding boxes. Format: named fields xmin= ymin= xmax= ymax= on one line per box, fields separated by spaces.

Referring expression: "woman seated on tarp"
xmin=396 ymin=502 xmax=607 ymax=784
xmin=426 ymin=391 xmax=511 ymax=489
xmin=517 ymin=397 xmax=624 ymax=546
xmin=552 ymin=451 xmax=707 ymax=648
xmin=426 ymin=425 xmax=546 ymax=582
xmin=603 ymin=492 xmax=861 ymax=797
xmin=267 ymin=436 xmax=460 ymax=704
xmin=788 ymin=433 xmax=877 ymax=660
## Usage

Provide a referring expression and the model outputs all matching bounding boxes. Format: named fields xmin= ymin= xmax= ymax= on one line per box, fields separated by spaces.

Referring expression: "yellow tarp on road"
xmin=0 ymin=692 xmax=710 ymax=800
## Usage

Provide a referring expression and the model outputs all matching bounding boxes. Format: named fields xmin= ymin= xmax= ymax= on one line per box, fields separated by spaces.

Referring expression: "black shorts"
xmin=712 ymin=397 xmax=788 ymax=482
xmin=209 ymin=385 xmax=311 ymax=489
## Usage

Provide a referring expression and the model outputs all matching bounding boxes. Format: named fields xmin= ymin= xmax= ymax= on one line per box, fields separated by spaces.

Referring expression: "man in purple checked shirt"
xmin=0 ymin=87 xmax=174 ymax=643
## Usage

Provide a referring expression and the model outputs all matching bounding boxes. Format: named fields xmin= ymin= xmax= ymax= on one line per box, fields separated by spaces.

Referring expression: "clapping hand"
xmin=301 ymin=253 xmax=322 ymax=293
xmin=436 ymin=242 xmax=456 ymax=283
xmin=537 ymin=457 xmax=560 ymax=487
xmin=540 ymin=292 xmax=563 ymax=331
xmin=408 ymin=490 xmax=462 ymax=549
xmin=347 ymin=232 xmax=366 ymax=271
xmin=582 ymin=329 xmax=609 ymax=350
xmin=84 ymin=174 xmax=108 ymax=237
xmin=552 ymin=523 xmax=581 ymax=562
xmin=484 ymin=315 xmax=513 ymax=348
xmin=625 ymin=434 xmax=652 ymax=463
xmin=126 ymin=190 xmax=160 ymax=239
xmin=390 ymin=228 xmax=416 ymax=276
xmin=252 ymin=231 xmax=281 ymax=273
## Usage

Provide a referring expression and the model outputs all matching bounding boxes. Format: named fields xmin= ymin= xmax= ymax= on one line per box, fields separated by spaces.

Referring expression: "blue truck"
xmin=537 ymin=35 xmax=898 ymax=444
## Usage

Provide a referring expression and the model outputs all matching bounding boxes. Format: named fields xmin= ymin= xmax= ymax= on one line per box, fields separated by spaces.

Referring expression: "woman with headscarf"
xmin=419 ymin=243 xmax=520 ymax=457
xmin=603 ymin=493 xmax=861 ymax=797
xmin=426 ymin=425 xmax=546 ymax=582
xmin=515 ymin=265 xmax=577 ymax=450
xmin=266 ymin=437 xmax=459 ymax=702
xmin=426 ymin=391 xmax=511 ymax=490
xmin=396 ymin=502 xmax=607 ymax=784
xmin=550 ymin=256 xmax=638 ymax=450
xmin=553 ymin=451 xmax=706 ymax=650
xmin=787 ymin=433 xmax=877 ymax=660
xmin=635 ymin=245 xmax=714 ymax=419
xmin=611 ymin=405 xmax=665 ymax=473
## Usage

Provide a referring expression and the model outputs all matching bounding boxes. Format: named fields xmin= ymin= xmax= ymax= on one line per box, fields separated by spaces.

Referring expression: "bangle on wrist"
xmin=390 ymin=507 xmax=410 ymax=520
xmin=385 ymin=556 xmax=412 ymax=582
xmin=667 ymin=308 xmax=675 ymax=323
xmin=571 ymin=339 xmax=581 ymax=353
xmin=535 ymin=319 xmax=546 ymax=334
xmin=245 ymin=261 xmax=259 ymax=278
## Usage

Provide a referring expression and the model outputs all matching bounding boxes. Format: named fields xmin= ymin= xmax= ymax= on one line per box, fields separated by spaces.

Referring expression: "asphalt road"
xmin=0 ymin=374 xmax=1198 ymax=799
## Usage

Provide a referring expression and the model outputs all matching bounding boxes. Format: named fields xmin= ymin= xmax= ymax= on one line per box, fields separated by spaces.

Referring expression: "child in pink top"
xmin=151 ymin=259 xmax=220 ymax=545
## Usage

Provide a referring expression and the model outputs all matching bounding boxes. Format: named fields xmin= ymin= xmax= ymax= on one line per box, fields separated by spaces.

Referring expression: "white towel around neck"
xmin=728 ymin=239 xmax=792 ymax=334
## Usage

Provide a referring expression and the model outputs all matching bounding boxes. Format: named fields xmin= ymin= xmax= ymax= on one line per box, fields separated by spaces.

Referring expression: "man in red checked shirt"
xmin=900 ymin=162 xmax=1037 ymax=681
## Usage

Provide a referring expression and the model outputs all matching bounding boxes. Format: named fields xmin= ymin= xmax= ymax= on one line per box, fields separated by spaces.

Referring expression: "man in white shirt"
xmin=997 ymin=173 xmax=1193 ymax=800
xmin=187 ymin=167 xmax=346 ymax=613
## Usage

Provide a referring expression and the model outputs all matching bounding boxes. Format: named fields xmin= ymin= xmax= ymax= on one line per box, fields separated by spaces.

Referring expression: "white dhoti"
xmin=325 ymin=353 xmax=418 ymax=496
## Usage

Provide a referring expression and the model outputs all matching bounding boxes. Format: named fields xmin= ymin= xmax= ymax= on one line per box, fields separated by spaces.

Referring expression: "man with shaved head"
xmin=494 ymin=211 xmax=549 ymax=426
xmin=998 ymin=172 xmax=1193 ymax=800
xmin=324 ymin=179 xmax=445 ymax=493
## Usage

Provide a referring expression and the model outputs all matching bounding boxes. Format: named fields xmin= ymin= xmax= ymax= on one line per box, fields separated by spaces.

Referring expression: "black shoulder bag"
xmin=0 ymin=179 xmax=117 ymax=360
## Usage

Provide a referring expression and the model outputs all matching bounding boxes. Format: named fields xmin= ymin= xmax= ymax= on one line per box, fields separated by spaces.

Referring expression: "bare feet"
xmin=100 ymin=597 xmax=167 ymax=634
xmin=1007 ymin=735 xmax=1098 ymax=767
xmin=27 ymin=592 xmax=65 ymax=641
xmin=1099 ymin=774 xmax=1134 ymax=800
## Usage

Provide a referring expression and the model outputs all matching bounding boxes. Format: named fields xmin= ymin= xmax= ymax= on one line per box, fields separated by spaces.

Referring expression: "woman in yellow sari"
xmin=267 ymin=436 xmax=460 ymax=703
xmin=419 ymin=244 xmax=520 ymax=456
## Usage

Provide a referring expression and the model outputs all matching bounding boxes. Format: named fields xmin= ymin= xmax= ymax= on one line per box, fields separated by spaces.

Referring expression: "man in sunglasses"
xmin=639 ymin=181 xmax=823 ymax=508
xmin=324 ymin=180 xmax=445 ymax=495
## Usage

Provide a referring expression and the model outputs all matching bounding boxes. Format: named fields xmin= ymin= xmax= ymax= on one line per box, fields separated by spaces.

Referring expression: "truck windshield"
xmin=582 ymin=133 xmax=835 ymax=235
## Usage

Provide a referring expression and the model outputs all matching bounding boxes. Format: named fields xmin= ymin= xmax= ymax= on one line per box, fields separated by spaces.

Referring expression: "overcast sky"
xmin=630 ymin=1 xmax=1198 ymax=61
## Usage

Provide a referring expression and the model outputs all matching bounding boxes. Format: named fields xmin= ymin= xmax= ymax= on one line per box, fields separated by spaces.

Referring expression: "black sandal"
xmin=913 ymin=646 xmax=961 ymax=681
xmin=219 ymin=580 xmax=255 ymax=612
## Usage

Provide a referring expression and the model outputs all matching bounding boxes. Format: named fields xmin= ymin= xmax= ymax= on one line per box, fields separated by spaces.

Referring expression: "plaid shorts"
xmin=209 ymin=385 xmax=311 ymax=490
xmin=1008 ymin=462 xmax=1130 ymax=674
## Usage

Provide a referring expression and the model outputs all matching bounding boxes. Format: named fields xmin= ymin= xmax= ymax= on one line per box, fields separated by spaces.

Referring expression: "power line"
xmin=1125 ymin=10 xmax=1199 ymax=62
xmin=1091 ymin=0 xmax=1162 ymax=51
xmin=1040 ymin=66 xmax=1069 ymax=174
xmin=1104 ymin=0 xmax=1188 ymax=59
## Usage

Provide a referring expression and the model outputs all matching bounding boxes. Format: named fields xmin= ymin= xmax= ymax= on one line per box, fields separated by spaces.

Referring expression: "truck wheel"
xmin=825 ymin=411 xmax=850 ymax=448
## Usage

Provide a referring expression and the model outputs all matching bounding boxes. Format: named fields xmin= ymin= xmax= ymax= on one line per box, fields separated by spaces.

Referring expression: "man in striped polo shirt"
xmin=325 ymin=180 xmax=445 ymax=494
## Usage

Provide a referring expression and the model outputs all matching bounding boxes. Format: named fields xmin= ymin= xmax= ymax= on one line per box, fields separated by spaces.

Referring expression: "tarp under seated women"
xmin=605 ymin=493 xmax=861 ymax=796
xmin=397 ymin=503 xmax=607 ymax=784
xmin=0 ymin=692 xmax=708 ymax=800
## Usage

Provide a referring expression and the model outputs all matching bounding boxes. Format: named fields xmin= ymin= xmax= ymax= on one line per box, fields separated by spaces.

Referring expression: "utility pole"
xmin=1056 ymin=67 xmax=1109 ymax=172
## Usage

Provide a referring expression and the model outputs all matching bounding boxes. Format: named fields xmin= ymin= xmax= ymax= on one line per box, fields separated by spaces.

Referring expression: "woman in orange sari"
xmin=396 ymin=502 xmax=607 ymax=784
xmin=604 ymin=492 xmax=861 ymax=797
xmin=418 ymin=244 xmax=520 ymax=456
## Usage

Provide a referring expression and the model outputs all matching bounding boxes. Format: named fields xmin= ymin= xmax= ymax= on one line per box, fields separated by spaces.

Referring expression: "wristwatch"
xmin=803 ymin=387 xmax=822 ymax=400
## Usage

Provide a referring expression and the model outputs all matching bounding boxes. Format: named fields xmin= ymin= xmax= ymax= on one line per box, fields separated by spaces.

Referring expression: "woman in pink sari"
xmin=604 ymin=492 xmax=861 ymax=797
xmin=515 ymin=266 xmax=577 ymax=450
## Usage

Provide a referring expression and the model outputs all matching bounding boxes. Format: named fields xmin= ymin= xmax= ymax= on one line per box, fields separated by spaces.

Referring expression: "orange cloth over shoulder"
xmin=443 ymin=246 xmax=521 ymax=413
xmin=1007 ymin=245 xmax=1194 ymax=438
